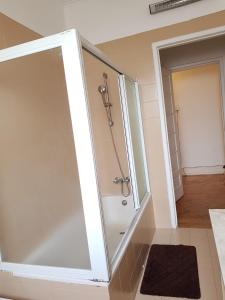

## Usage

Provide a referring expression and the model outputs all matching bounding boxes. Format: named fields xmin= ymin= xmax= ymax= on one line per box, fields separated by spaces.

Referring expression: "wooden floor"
xmin=176 ymin=174 xmax=225 ymax=228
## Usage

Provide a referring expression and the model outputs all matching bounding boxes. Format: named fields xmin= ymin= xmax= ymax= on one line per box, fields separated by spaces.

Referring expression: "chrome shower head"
xmin=98 ymin=85 xmax=107 ymax=95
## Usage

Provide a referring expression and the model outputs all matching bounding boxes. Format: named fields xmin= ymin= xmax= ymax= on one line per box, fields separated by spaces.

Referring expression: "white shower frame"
xmin=119 ymin=76 xmax=150 ymax=208
xmin=0 ymin=29 xmax=109 ymax=283
xmin=0 ymin=29 xmax=150 ymax=283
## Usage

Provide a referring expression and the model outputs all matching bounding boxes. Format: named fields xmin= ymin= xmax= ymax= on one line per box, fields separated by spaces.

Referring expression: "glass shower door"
xmin=82 ymin=50 xmax=136 ymax=264
xmin=0 ymin=29 xmax=109 ymax=282
xmin=119 ymin=75 xmax=150 ymax=208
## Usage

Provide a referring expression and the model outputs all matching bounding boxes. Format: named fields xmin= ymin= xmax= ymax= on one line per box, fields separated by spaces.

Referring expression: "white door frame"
xmin=152 ymin=25 xmax=225 ymax=228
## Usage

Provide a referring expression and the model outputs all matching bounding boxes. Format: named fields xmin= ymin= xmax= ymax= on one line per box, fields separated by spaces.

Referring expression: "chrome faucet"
xmin=113 ymin=176 xmax=130 ymax=197
xmin=113 ymin=177 xmax=130 ymax=184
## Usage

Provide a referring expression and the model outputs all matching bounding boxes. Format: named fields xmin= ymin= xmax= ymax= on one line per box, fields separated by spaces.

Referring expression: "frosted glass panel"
xmin=0 ymin=48 xmax=91 ymax=270
xmin=82 ymin=50 xmax=136 ymax=263
xmin=124 ymin=77 xmax=148 ymax=203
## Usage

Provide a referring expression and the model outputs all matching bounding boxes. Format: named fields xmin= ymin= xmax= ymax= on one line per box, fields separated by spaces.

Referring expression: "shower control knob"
xmin=122 ymin=200 xmax=127 ymax=206
xmin=113 ymin=177 xmax=123 ymax=184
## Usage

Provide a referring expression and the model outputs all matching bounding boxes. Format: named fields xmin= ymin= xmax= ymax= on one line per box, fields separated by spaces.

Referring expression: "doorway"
xmin=153 ymin=26 xmax=225 ymax=228
xmin=172 ymin=63 xmax=225 ymax=227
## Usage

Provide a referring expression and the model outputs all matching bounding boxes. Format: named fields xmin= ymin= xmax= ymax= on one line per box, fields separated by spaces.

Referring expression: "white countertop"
xmin=209 ymin=209 xmax=225 ymax=284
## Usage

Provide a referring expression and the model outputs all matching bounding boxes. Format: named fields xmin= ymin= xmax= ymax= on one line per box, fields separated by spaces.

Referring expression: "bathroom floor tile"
xmin=151 ymin=229 xmax=171 ymax=244
xmin=135 ymin=228 xmax=222 ymax=300
xmin=135 ymin=293 xmax=161 ymax=299
xmin=170 ymin=227 xmax=191 ymax=245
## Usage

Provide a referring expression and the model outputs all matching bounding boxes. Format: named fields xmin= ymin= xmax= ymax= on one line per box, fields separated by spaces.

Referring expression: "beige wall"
xmin=0 ymin=12 xmax=40 ymax=47
xmin=99 ymin=10 xmax=225 ymax=228
xmin=160 ymin=34 xmax=225 ymax=68
xmin=172 ymin=64 xmax=225 ymax=175
xmin=82 ymin=50 xmax=129 ymax=196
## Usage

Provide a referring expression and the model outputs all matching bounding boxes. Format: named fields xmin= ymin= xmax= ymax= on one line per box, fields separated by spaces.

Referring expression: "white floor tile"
xmin=152 ymin=229 xmax=171 ymax=244
xmin=136 ymin=295 xmax=161 ymax=299
xmin=170 ymin=228 xmax=191 ymax=245
xmin=190 ymin=228 xmax=211 ymax=266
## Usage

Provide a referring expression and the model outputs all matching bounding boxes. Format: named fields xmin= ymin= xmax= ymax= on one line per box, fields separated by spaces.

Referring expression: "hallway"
xmin=176 ymin=174 xmax=225 ymax=228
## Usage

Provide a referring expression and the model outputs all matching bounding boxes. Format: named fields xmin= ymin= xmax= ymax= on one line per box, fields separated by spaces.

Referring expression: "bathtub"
xmin=21 ymin=195 xmax=136 ymax=270
xmin=101 ymin=195 xmax=136 ymax=262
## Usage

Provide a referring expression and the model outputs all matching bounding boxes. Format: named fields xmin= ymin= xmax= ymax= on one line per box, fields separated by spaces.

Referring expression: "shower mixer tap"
xmin=113 ymin=177 xmax=130 ymax=184
xmin=113 ymin=177 xmax=123 ymax=184
xmin=113 ymin=176 xmax=131 ymax=198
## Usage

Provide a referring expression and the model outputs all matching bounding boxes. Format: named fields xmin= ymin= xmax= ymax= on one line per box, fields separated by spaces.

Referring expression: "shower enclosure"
xmin=0 ymin=30 xmax=150 ymax=283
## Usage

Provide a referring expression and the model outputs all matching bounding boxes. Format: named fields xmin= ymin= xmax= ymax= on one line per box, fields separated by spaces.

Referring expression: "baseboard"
xmin=183 ymin=165 xmax=224 ymax=175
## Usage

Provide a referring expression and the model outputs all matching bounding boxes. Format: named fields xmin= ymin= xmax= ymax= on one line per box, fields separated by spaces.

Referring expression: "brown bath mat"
xmin=140 ymin=244 xmax=201 ymax=299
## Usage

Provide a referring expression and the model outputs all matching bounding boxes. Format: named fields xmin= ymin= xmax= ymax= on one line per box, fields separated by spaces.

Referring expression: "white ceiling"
xmin=64 ymin=0 xmax=225 ymax=44
xmin=0 ymin=0 xmax=65 ymax=35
